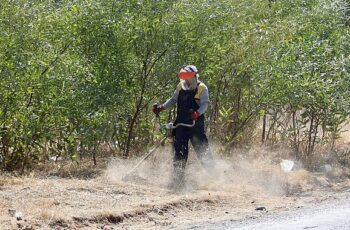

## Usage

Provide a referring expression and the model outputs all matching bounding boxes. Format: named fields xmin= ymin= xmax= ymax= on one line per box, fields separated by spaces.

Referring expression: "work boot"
xmin=168 ymin=162 xmax=186 ymax=192
xmin=167 ymin=176 xmax=185 ymax=192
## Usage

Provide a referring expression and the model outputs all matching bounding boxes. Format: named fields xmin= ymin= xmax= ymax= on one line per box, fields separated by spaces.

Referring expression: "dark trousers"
xmin=173 ymin=116 xmax=214 ymax=183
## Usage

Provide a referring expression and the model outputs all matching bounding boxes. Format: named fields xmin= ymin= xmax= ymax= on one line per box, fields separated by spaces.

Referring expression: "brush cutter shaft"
xmin=123 ymin=121 xmax=196 ymax=180
xmin=124 ymin=136 xmax=167 ymax=178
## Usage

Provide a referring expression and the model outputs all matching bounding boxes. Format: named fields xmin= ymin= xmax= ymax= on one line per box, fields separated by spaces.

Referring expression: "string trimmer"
xmin=122 ymin=119 xmax=195 ymax=182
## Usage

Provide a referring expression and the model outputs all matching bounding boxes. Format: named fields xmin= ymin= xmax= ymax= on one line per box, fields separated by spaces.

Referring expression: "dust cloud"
xmin=104 ymin=143 xmax=315 ymax=196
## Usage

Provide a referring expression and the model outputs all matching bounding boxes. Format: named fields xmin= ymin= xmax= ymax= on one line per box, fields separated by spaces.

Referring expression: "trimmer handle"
xmin=153 ymin=103 xmax=160 ymax=117
xmin=153 ymin=103 xmax=158 ymax=110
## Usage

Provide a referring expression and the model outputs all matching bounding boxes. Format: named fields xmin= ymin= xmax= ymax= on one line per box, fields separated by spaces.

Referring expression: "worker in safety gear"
xmin=153 ymin=65 xmax=214 ymax=189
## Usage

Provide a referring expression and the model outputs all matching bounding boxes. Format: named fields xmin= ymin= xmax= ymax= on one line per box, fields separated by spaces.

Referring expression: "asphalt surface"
xmin=188 ymin=197 xmax=350 ymax=230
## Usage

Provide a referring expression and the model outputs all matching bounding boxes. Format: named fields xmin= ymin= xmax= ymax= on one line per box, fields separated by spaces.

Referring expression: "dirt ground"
xmin=2 ymin=142 xmax=350 ymax=230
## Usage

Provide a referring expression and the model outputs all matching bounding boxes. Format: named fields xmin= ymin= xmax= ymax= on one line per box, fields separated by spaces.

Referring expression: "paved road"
xmin=188 ymin=198 xmax=350 ymax=230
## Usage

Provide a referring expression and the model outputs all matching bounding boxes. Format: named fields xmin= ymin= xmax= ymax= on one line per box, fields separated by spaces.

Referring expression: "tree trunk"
xmin=123 ymin=50 xmax=167 ymax=158
xmin=93 ymin=145 xmax=97 ymax=166
xmin=307 ymin=113 xmax=315 ymax=156
xmin=262 ymin=111 xmax=266 ymax=144
xmin=292 ymin=110 xmax=299 ymax=157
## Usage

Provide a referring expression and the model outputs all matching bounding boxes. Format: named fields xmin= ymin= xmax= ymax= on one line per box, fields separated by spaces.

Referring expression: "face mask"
xmin=181 ymin=77 xmax=197 ymax=90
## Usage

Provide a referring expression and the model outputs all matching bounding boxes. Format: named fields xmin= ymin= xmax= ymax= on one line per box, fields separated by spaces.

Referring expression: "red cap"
xmin=178 ymin=68 xmax=197 ymax=80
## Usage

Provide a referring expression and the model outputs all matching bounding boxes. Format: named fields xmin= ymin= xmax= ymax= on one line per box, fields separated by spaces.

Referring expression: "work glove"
xmin=191 ymin=111 xmax=200 ymax=121
xmin=152 ymin=104 xmax=164 ymax=115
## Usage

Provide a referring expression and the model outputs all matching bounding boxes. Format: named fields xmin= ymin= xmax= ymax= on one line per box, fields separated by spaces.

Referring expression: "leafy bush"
xmin=0 ymin=0 xmax=349 ymax=171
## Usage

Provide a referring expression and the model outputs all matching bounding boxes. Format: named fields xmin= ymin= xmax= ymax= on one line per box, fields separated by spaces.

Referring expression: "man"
xmin=153 ymin=65 xmax=214 ymax=189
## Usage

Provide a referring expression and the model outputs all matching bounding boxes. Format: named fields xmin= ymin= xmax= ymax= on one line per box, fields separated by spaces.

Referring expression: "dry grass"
xmin=32 ymin=158 xmax=106 ymax=179
xmin=0 ymin=176 xmax=29 ymax=186
xmin=1 ymin=140 xmax=350 ymax=229
xmin=37 ymin=199 xmax=67 ymax=224
xmin=1 ymin=167 xmax=349 ymax=229
xmin=1 ymin=122 xmax=350 ymax=229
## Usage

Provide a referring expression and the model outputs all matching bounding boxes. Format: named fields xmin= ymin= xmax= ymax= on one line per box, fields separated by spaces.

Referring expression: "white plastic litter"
xmin=49 ymin=156 xmax=63 ymax=161
xmin=280 ymin=160 xmax=294 ymax=173
xmin=324 ymin=164 xmax=332 ymax=173
xmin=15 ymin=211 xmax=23 ymax=221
